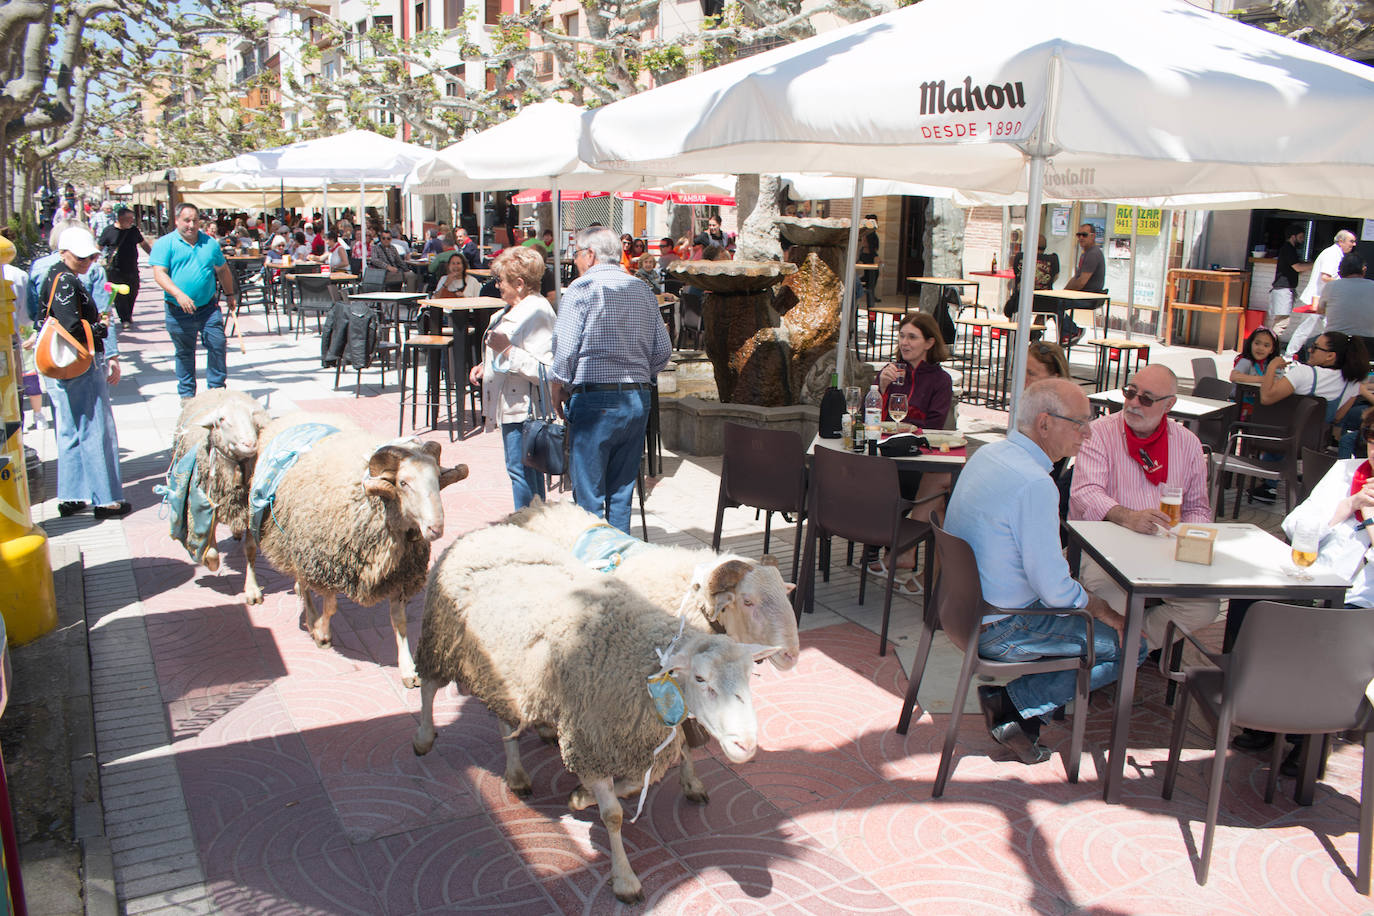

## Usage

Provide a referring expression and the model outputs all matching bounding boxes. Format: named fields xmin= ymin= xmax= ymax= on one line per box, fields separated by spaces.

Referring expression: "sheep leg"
xmin=202 ymin=520 xmax=220 ymax=572
xmin=570 ymin=776 xmax=642 ymax=810
xmin=536 ymin=724 xmax=559 ymax=745
xmin=241 ymin=537 xmax=263 ymax=606
xmin=500 ymin=720 xmax=533 ymax=797
xmin=677 ymin=750 xmax=710 ymax=805
xmin=301 ymin=585 xmax=337 ymax=648
xmin=586 ymin=776 xmax=643 ymax=905
xmin=412 ymin=677 xmax=444 ymax=755
xmin=389 ymin=598 xmax=420 ymax=689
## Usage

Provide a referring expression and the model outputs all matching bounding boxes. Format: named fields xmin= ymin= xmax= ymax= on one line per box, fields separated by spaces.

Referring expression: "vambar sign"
xmin=919 ymin=77 xmax=1027 ymax=115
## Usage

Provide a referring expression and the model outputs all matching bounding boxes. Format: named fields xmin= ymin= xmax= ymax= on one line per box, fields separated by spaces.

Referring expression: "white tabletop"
xmin=348 ymin=292 xmax=427 ymax=302
xmin=1067 ymin=521 xmax=1349 ymax=592
xmin=1089 ymin=388 xmax=1232 ymax=420
xmin=809 ymin=432 xmax=966 ymax=467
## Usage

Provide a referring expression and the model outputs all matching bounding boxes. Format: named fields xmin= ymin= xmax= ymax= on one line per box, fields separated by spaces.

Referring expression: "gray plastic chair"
xmin=1299 ymin=446 xmax=1338 ymax=503
xmin=896 ymin=516 xmax=1094 ymax=796
xmin=712 ymin=423 xmax=808 ymax=584
xmin=1159 ymin=603 xmax=1374 ymax=892
xmin=1191 ymin=356 xmax=1219 ymax=381
xmin=1209 ymin=395 xmax=1324 ymax=516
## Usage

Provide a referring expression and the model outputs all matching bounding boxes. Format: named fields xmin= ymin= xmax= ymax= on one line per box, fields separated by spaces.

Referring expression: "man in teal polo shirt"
xmin=151 ymin=202 xmax=237 ymax=398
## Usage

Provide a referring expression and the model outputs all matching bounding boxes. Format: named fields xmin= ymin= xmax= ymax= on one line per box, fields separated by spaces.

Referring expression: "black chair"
xmin=334 ymin=299 xmax=399 ymax=396
xmin=712 ymin=423 xmax=808 ymax=583
xmin=1160 ymin=603 xmax=1374 ymax=893
xmin=1190 ymin=376 xmax=1241 ymax=457
xmin=292 ymin=276 xmax=337 ymax=339
xmin=1299 ymin=446 xmax=1338 ymax=503
xmin=897 ymin=516 xmax=1093 ymax=796
xmin=797 ymin=446 xmax=935 ymax=655
xmin=1210 ymin=395 xmax=1325 ymax=516
xmin=677 ymin=292 xmax=704 ymax=349
xmin=1191 ymin=356 xmax=1219 ymax=381
xmin=360 ymin=266 xmax=389 ymax=294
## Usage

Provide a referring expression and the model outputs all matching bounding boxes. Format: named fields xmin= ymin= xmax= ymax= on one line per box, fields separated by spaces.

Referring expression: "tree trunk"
xmin=735 ymin=174 xmax=782 ymax=262
xmin=0 ymin=141 xmax=10 ymax=224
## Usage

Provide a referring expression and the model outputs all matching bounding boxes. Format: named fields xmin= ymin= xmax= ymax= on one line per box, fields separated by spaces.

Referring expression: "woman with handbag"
xmin=39 ymin=227 xmax=129 ymax=518
xmin=468 ymin=245 xmax=556 ymax=509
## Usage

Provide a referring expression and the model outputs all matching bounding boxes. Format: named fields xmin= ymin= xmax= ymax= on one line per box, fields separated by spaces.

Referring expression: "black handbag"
xmin=521 ymin=365 xmax=569 ymax=476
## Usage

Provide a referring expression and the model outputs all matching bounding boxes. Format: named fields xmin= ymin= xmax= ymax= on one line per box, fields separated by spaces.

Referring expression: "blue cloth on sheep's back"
xmin=249 ymin=423 xmax=339 ymax=543
xmin=570 ymin=521 xmax=649 ymax=573
xmin=154 ymin=448 xmax=216 ymax=564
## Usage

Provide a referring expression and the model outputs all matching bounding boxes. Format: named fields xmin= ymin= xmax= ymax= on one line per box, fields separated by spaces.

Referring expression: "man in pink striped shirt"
xmin=1070 ymin=365 xmax=1221 ymax=649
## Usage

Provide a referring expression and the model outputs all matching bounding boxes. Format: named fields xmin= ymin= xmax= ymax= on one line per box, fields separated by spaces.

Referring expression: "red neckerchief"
xmin=1123 ymin=419 xmax=1169 ymax=485
xmin=1352 ymin=461 xmax=1373 ymax=522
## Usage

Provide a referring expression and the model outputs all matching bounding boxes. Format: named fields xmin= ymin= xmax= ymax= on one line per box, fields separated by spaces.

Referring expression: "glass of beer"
xmin=1159 ymin=485 xmax=1183 ymax=527
xmin=1291 ymin=520 xmax=1319 ymax=570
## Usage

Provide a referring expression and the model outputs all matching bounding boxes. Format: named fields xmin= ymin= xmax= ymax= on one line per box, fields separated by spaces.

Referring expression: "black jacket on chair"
xmin=322 ymin=301 xmax=378 ymax=370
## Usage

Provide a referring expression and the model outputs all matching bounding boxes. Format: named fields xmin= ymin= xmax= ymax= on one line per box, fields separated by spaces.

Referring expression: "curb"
xmin=48 ymin=541 xmax=115 ymax=916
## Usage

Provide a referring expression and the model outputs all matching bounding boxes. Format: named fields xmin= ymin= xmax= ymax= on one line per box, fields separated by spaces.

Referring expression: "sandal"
xmin=867 ymin=556 xmax=922 ymax=595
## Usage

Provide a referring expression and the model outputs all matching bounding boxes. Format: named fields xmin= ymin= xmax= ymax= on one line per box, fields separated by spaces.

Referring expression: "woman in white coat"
xmin=469 ymin=245 xmax=556 ymax=508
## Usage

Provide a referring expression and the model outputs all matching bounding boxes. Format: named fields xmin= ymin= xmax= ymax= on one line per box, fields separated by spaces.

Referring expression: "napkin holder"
xmin=1175 ymin=525 xmax=1216 ymax=565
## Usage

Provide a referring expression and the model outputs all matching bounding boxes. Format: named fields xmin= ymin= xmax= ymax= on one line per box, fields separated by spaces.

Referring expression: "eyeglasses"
xmin=1076 ymin=231 xmax=1090 ymax=238
xmin=1310 ymin=343 xmax=1333 ymax=352
xmin=1121 ymin=385 xmax=1174 ymax=408
xmin=1046 ymin=412 xmax=1092 ymax=432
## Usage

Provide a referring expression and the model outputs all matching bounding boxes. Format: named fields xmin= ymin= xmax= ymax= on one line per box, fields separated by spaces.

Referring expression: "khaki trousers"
xmin=1079 ymin=556 xmax=1223 ymax=650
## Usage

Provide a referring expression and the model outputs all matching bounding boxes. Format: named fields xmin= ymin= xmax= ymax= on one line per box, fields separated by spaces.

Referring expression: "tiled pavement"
xmin=26 ymin=264 xmax=1374 ymax=914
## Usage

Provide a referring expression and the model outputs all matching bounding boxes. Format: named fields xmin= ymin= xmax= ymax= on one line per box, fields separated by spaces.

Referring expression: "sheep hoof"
xmin=611 ymin=877 xmax=644 ymax=905
xmin=401 ymin=674 xmax=421 ymax=689
xmin=682 ymin=784 xmax=710 ymax=806
xmin=311 ymin=632 xmax=332 ymax=648
xmin=202 ymin=549 xmax=220 ymax=572
xmin=568 ymin=786 xmax=594 ymax=811
xmin=507 ymin=775 xmax=534 ymax=798
xmin=243 ymin=586 xmax=263 ymax=606
xmin=412 ymin=735 xmax=435 ymax=756
xmin=536 ymin=724 xmax=559 ymax=745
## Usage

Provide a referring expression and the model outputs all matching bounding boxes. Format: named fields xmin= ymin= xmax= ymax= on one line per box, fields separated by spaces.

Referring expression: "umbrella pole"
xmin=360 ymin=179 xmax=366 ymax=238
xmin=1008 ymin=154 xmax=1047 ymax=430
xmin=552 ymin=177 xmax=563 ymax=301
xmin=477 ymin=191 xmax=485 ymax=257
xmin=834 ymin=179 xmax=864 ymax=384
xmin=1124 ymin=207 xmax=1139 ymax=340
xmin=322 ymin=183 xmax=329 ymax=235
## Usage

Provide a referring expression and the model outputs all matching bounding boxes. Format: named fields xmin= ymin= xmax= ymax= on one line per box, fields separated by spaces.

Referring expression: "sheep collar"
xmin=633 ymin=610 xmax=694 ymax=823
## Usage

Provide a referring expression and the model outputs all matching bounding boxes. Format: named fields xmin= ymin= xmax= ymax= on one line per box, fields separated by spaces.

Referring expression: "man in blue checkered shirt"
xmin=551 ymin=227 xmax=671 ymax=532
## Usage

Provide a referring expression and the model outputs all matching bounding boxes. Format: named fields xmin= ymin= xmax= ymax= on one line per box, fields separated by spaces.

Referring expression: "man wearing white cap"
xmin=37 ymin=227 xmax=129 ymax=518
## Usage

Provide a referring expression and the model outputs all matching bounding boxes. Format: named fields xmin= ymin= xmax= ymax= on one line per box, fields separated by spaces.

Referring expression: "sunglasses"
xmin=1122 ymin=385 xmax=1173 ymax=408
xmin=1076 ymin=231 xmax=1090 ymax=238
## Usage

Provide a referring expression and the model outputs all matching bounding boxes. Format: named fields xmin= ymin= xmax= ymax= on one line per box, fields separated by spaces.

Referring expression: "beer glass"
xmin=1290 ymin=520 xmax=1319 ymax=569
xmin=1159 ymin=485 xmax=1183 ymax=527
xmin=891 ymin=361 xmax=907 ymax=386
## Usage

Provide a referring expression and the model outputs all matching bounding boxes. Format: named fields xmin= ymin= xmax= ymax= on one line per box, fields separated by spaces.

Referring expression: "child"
xmin=1230 ymin=326 xmax=1277 ymax=420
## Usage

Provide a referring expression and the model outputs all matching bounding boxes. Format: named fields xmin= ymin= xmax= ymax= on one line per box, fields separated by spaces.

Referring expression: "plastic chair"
xmin=1209 ymin=395 xmax=1324 ymax=516
xmin=1159 ymin=603 xmax=1374 ymax=892
xmin=1190 ymin=376 xmax=1241 ymax=456
xmin=1299 ymin=446 xmax=1338 ymax=503
xmin=892 ymin=516 xmax=1094 ymax=795
xmin=712 ymin=423 xmax=808 ymax=583
xmin=292 ymin=275 xmax=338 ymax=339
xmin=360 ymin=266 xmax=389 ymax=294
xmin=797 ymin=446 xmax=934 ymax=655
xmin=1191 ymin=356 xmax=1219 ymax=381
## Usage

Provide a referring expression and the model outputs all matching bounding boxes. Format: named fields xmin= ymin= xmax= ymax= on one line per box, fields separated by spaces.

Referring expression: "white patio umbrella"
xmin=581 ymin=0 xmax=1374 ymax=423
xmin=405 ymin=100 xmax=737 ymax=292
xmin=212 ymin=130 xmax=437 ymax=237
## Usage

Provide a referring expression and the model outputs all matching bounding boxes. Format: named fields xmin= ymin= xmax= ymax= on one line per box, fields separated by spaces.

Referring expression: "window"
xmin=485 ymin=0 xmax=500 ymax=26
xmin=444 ymin=65 xmax=464 ymax=97
xmin=374 ymin=15 xmax=393 ymax=33
xmin=415 ymin=2 xmax=425 ymax=31
xmin=563 ymin=12 xmax=577 ymax=36
xmin=444 ymin=0 xmax=463 ymax=30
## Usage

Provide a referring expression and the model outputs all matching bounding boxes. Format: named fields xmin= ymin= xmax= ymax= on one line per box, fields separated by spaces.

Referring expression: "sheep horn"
xmin=418 ymin=439 xmax=444 ymax=463
xmin=439 ymin=464 xmax=469 ymax=489
xmin=364 ymin=444 xmax=409 ymax=498
xmin=706 ymin=558 xmax=751 ymax=596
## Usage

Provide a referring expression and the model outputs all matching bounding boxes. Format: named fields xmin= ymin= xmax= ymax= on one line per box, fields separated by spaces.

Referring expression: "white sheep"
xmin=170 ymin=389 xmax=271 ymax=601
xmin=253 ymin=416 xmax=468 ymax=687
xmin=504 ymin=498 xmax=800 ymax=802
xmin=411 ymin=523 xmax=778 ymax=904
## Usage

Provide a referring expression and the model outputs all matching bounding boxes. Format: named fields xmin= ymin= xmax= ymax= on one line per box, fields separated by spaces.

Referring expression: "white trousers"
xmin=1079 ymin=556 xmax=1223 ymax=650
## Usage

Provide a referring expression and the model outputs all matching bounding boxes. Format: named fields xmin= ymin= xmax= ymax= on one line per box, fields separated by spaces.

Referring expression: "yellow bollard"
xmin=0 ymin=235 xmax=56 ymax=645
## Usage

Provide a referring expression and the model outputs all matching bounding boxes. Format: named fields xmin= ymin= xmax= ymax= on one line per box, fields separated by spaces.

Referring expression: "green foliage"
xmin=6 ymin=213 xmax=39 ymax=262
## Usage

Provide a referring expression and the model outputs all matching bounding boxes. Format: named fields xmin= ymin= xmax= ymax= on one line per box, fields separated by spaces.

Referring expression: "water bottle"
xmin=864 ymin=384 xmax=883 ymax=434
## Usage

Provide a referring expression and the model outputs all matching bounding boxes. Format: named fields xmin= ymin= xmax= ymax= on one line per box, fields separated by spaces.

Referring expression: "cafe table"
xmin=1064 ymin=520 xmax=1349 ymax=804
xmin=415 ymin=297 xmax=506 ymax=436
xmin=904 ymin=276 xmax=980 ymax=315
xmin=1089 ymin=388 xmax=1234 ymax=426
xmin=1029 ymin=289 xmax=1110 ymax=344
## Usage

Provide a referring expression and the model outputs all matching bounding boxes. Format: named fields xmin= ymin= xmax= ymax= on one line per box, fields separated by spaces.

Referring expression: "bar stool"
xmin=1088 ymin=338 xmax=1150 ymax=390
xmin=398 ymin=332 xmax=457 ymax=441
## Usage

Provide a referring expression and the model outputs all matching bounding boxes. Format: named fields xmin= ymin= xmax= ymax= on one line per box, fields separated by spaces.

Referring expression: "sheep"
xmin=170 ymin=389 xmax=271 ymax=601
xmin=252 ymin=417 xmax=468 ymax=687
xmin=504 ymin=498 xmax=800 ymax=802
xmin=411 ymin=523 xmax=779 ymax=904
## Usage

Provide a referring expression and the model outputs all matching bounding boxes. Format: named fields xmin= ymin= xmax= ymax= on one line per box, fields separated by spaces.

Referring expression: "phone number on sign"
xmin=920 ymin=120 xmax=1024 ymax=139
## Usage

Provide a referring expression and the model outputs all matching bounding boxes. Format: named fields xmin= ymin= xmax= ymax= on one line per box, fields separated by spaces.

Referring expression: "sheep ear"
xmin=661 ymin=648 xmax=694 ymax=678
xmin=197 ymin=411 xmax=221 ymax=430
xmin=707 ymin=558 xmax=750 ymax=596
xmin=739 ymin=643 xmax=783 ymax=664
xmin=439 ymin=464 xmax=468 ymax=489
xmin=367 ymin=444 xmax=409 ymax=482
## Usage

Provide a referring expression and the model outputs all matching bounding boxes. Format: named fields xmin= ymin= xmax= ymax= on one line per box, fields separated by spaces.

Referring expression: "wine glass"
xmin=886 ymin=392 xmax=908 ymax=427
xmin=1286 ymin=520 xmax=1319 ymax=579
xmin=845 ymin=386 xmax=862 ymax=415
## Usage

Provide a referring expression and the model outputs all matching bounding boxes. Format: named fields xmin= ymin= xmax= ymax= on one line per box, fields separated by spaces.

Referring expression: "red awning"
xmin=615 ymin=190 xmax=736 ymax=206
xmin=511 ymin=189 xmax=612 ymax=204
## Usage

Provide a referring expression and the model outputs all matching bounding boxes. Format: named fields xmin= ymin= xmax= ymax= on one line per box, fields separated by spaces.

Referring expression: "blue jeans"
xmin=52 ymin=354 xmax=123 ymax=505
xmin=567 ymin=388 xmax=650 ymax=533
xmin=979 ymin=612 xmax=1147 ymax=721
xmin=1339 ymin=405 xmax=1368 ymax=458
xmin=165 ymin=300 xmax=227 ymax=398
xmin=501 ymin=422 xmax=546 ymax=510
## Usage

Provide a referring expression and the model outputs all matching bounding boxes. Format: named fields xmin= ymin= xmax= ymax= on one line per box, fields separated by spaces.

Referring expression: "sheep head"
xmin=698 ymin=556 xmax=800 ymax=671
xmin=197 ymin=401 xmax=263 ymax=462
xmin=665 ymin=636 xmax=779 ymax=763
xmin=363 ymin=439 xmax=467 ymax=543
